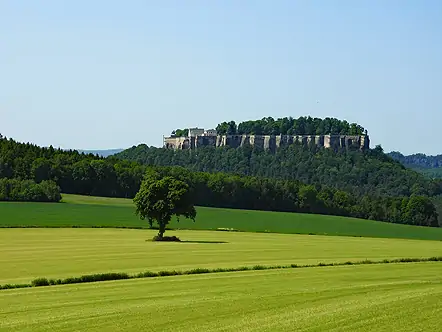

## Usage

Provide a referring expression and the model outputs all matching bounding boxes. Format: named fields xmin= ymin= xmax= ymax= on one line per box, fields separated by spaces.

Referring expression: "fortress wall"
xmin=196 ymin=136 xmax=217 ymax=148
xmin=164 ymin=137 xmax=191 ymax=150
xmin=239 ymin=135 xmax=250 ymax=147
xmin=165 ymin=134 xmax=369 ymax=151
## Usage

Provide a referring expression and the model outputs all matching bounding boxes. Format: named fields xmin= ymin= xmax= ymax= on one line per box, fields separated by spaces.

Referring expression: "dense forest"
xmin=149 ymin=166 xmax=439 ymax=227
xmin=115 ymin=144 xmax=442 ymax=198
xmin=0 ymin=134 xmax=440 ymax=227
xmin=388 ymin=151 xmax=442 ymax=179
xmin=172 ymin=116 xmax=367 ymax=137
xmin=0 ymin=135 xmax=146 ymax=198
xmin=0 ymin=179 xmax=61 ymax=202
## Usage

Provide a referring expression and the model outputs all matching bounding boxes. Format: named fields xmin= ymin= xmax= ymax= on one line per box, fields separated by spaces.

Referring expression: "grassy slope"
xmin=1 ymin=228 xmax=442 ymax=284
xmin=2 ymin=263 xmax=442 ymax=332
xmin=1 ymin=194 xmax=442 ymax=241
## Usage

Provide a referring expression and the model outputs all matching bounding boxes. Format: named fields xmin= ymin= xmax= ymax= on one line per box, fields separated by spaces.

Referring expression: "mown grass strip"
xmin=2 ymin=256 xmax=441 ymax=291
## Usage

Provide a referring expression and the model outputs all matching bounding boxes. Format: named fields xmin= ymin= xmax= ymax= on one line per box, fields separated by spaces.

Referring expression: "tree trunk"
xmin=158 ymin=221 xmax=166 ymax=239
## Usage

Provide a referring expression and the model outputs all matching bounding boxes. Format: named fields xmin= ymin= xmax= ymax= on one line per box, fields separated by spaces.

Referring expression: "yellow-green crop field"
xmin=0 ymin=195 xmax=441 ymax=331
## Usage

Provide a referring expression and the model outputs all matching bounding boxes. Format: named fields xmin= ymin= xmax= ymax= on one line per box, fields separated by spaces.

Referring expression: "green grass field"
xmin=1 ymin=194 xmax=442 ymax=331
xmin=2 ymin=263 xmax=441 ymax=331
xmin=2 ymin=228 xmax=442 ymax=284
xmin=1 ymin=193 xmax=442 ymax=240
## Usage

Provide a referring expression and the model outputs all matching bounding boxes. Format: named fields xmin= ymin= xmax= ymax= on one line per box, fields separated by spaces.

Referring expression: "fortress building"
xmin=164 ymin=128 xmax=370 ymax=151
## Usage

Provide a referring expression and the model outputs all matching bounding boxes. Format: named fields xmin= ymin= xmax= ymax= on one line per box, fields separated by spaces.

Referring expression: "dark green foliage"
xmin=136 ymin=271 xmax=159 ymax=278
xmin=137 ymin=165 xmax=439 ymax=227
xmin=30 ymin=272 xmax=131 ymax=288
xmin=0 ymin=283 xmax=32 ymax=290
xmin=73 ymin=272 xmax=131 ymax=283
xmin=31 ymin=278 xmax=50 ymax=287
xmin=433 ymin=196 xmax=442 ymax=226
xmin=171 ymin=129 xmax=189 ymax=137
xmin=0 ymin=135 xmax=145 ymax=198
xmin=3 ymin=256 xmax=441 ymax=291
xmin=0 ymin=179 xmax=61 ymax=202
xmin=252 ymin=265 xmax=266 ymax=270
xmin=185 ymin=268 xmax=211 ymax=275
xmin=116 ymin=145 xmax=441 ymax=199
xmin=215 ymin=116 xmax=366 ymax=135
xmin=134 ymin=170 xmax=197 ymax=238
xmin=403 ymin=196 xmax=439 ymax=227
xmin=157 ymin=270 xmax=181 ymax=277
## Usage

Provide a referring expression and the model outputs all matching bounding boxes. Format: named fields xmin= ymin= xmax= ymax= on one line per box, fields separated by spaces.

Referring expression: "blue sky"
xmin=1 ymin=0 xmax=441 ymax=155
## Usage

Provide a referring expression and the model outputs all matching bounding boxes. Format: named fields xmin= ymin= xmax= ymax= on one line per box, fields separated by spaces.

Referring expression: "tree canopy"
xmin=170 ymin=129 xmax=189 ymax=137
xmin=134 ymin=170 xmax=196 ymax=239
xmin=216 ymin=116 xmax=366 ymax=136
xmin=0 ymin=178 xmax=61 ymax=202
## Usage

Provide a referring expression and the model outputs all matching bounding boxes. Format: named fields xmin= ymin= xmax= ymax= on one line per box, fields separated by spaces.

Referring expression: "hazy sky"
xmin=1 ymin=1 xmax=441 ymax=155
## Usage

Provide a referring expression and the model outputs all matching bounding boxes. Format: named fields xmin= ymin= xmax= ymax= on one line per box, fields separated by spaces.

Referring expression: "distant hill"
xmin=115 ymin=117 xmax=442 ymax=199
xmin=388 ymin=152 xmax=442 ymax=179
xmin=115 ymin=143 xmax=441 ymax=199
xmin=77 ymin=149 xmax=124 ymax=158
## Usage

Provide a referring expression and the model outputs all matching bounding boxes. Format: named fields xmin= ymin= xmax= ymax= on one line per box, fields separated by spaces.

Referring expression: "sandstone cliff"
xmin=164 ymin=134 xmax=370 ymax=151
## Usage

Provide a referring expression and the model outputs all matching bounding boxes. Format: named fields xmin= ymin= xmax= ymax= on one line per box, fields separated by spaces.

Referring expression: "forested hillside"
xmin=0 ymin=135 xmax=145 ymax=198
xmin=388 ymin=151 xmax=442 ymax=179
xmin=116 ymin=144 xmax=442 ymax=198
xmin=0 ymin=134 xmax=440 ymax=227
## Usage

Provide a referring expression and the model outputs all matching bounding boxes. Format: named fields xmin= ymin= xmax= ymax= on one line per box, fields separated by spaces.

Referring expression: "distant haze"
xmin=77 ymin=149 xmax=124 ymax=158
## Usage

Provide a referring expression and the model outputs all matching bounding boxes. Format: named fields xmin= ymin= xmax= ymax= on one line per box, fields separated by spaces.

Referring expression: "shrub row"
xmin=1 ymin=256 xmax=441 ymax=291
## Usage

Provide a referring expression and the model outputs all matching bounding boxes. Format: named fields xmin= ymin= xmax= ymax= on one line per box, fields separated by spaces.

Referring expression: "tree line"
xmin=1 ymin=134 xmax=440 ymax=226
xmin=149 ymin=165 xmax=439 ymax=227
xmin=215 ymin=116 xmax=367 ymax=136
xmin=0 ymin=136 xmax=145 ymax=198
xmin=0 ymin=178 xmax=61 ymax=202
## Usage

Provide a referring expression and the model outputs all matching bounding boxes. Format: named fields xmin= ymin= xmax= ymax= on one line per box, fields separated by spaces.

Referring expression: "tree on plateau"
xmin=134 ymin=170 xmax=196 ymax=241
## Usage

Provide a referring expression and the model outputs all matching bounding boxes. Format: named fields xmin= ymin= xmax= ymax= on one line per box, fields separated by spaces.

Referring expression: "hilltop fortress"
xmin=164 ymin=127 xmax=370 ymax=151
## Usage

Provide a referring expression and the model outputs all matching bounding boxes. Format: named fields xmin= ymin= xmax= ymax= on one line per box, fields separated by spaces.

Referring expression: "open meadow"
xmin=1 ymin=194 xmax=442 ymax=331
xmin=1 ymin=263 xmax=442 ymax=331
xmin=2 ymin=228 xmax=442 ymax=285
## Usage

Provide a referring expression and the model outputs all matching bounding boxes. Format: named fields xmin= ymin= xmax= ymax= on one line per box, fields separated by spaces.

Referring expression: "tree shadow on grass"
xmin=145 ymin=239 xmax=228 ymax=244
xmin=180 ymin=240 xmax=228 ymax=244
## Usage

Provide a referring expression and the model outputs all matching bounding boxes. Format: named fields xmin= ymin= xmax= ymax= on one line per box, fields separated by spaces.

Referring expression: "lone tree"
xmin=134 ymin=170 xmax=196 ymax=240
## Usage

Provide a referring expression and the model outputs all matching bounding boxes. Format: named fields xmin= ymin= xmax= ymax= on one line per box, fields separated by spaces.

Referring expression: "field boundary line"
xmin=1 ymin=256 xmax=442 ymax=291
